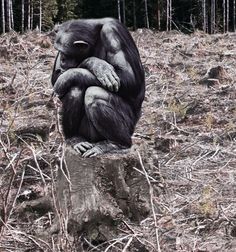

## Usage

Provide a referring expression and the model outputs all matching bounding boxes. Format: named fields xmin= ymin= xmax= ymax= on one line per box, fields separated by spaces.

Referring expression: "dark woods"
xmin=1 ymin=0 xmax=236 ymax=34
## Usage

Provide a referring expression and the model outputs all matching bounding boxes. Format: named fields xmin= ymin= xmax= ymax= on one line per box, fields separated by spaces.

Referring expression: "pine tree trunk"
xmin=144 ymin=0 xmax=149 ymax=28
xmin=122 ymin=0 xmax=126 ymax=25
xmin=226 ymin=0 xmax=229 ymax=32
xmin=166 ymin=0 xmax=169 ymax=31
xmin=21 ymin=0 xmax=24 ymax=33
xmin=223 ymin=0 xmax=226 ymax=32
xmin=2 ymin=0 xmax=5 ymax=33
xmin=156 ymin=0 xmax=160 ymax=30
xmin=211 ymin=0 xmax=215 ymax=33
xmin=133 ymin=0 xmax=137 ymax=30
xmin=233 ymin=0 xmax=236 ymax=31
xmin=202 ymin=0 xmax=206 ymax=32
xmin=28 ymin=0 xmax=31 ymax=30
xmin=31 ymin=2 xmax=34 ymax=30
xmin=5 ymin=0 xmax=11 ymax=31
xmin=166 ymin=0 xmax=172 ymax=31
xmin=39 ymin=0 xmax=42 ymax=32
xmin=169 ymin=0 xmax=172 ymax=30
xmin=10 ymin=0 xmax=13 ymax=30
xmin=117 ymin=0 xmax=121 ymax=22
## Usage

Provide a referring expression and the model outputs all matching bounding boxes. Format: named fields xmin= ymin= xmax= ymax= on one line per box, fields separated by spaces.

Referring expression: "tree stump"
xmin=56 ymin=146 xmax=150 ymax=241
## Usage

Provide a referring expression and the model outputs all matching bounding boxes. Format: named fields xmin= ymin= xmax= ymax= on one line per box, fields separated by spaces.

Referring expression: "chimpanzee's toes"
xmin=73 ymin=142 xmax=94 ymax=154
xmin=82 ymin=146 xmax=103 ymax=158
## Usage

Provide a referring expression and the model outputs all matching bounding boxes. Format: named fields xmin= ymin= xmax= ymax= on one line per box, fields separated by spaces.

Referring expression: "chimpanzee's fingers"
xmin=97 ymin=77 xmax=106 ymax=88
xmin=104 ymin=76 xmax=114 ymax=91
xmin=111 ymin=73 xmax=120 ymax=92
xmin=98 ymin=76 xmax=112 ymax=91
xmin=111 ymin=71 xmax=120 ymax=84
xmin=107 ymin=74 xmax=120 ymax=92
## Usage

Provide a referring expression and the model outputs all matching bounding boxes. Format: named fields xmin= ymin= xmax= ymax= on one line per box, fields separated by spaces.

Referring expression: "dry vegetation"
xmin=0 ymin=29 xmax=236 ymax=251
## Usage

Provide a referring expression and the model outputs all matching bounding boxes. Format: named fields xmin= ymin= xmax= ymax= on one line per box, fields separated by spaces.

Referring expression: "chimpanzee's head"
xmin=54 ymin=20 xmax=97 ymax=70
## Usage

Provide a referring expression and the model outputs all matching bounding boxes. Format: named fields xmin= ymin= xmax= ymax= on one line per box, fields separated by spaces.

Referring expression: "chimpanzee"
xmin=51 ymin=18 xmax=145 ymax=157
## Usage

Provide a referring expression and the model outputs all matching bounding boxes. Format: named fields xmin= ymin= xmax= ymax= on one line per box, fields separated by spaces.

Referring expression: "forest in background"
xmin=1 ymin=0 xmax=236 ymax=34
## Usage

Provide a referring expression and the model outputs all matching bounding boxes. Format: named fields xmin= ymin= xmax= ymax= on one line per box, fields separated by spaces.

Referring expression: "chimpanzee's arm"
xmin=51 ymin=52 xmax=62 ymax=86
xmin=79 ymin=23 xmax=136 ymax=94
xmin=100 ymin=23 xmax=136 ymax=93
xmin=79 ymin=57 xmax=120 ymax=92
xmin=53 ymin=68 xmax=101 ymax=99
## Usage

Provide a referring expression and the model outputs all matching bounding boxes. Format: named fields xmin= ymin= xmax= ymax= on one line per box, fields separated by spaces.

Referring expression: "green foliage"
xmin=55 ymin=0 xmax=77 ymax=22
xmin=42 ymin=0 xmax=58 ymax=30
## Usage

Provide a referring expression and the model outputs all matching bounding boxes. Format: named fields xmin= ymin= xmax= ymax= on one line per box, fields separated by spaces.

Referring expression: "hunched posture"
xmin=52 ymin=18 xmax=145 ymax=157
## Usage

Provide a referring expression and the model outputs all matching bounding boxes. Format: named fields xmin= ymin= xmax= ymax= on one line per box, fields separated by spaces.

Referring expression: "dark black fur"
xmin=51 ymin=18 xmax=145 ymax=156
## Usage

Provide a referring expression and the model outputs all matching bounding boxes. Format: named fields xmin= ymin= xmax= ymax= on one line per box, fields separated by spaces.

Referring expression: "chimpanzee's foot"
xmin=66 ymin=138 xmax=129 ymax=157
xmin=82 ymin=141 xmax=129 ymax=158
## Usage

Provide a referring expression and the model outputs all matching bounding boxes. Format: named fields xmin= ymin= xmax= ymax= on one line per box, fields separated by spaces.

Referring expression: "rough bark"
xmin=1 ymin=0 xmax=5 ymax=33
xmin=169 ymin=0 xmax=172 ymax=30
xmin=27 ymin=0 xmax=31 ymax=30
xmin=166 ymin=0 xmax=169 ymax=31
xmin=202 ymin=0 xmax=206 ymax=33
xmin=5 ymin=0 xmax=11 ymax=31
xmin=39 ymin=0 xmax=42 ymax=32
xmin=156 ymin=0 xmax=160 ymax=31
xmin=10 ymin=0 xmax=13 ymax=30
xmin=55 ymin=146 xmax=150 ymax=241
xmin=21 ymin=0 xmax=24 ymax=33
xmin=30 ymin=2 xmax=34 ymax=30
xmin=117 ymin=0 xmax=121 ymax=22
xmin=223 ymin=0 xmax=226 ymax=32
xmin=144 ymin=0 xmax=149 ymax=29
xmin=226 ymin=0 xmax=229 ymax=32
xmin=211 ymin=0 xmax=215 ymax=34
xmin=133 ymin=0 xmax=137 ymax=30
xmin=233 ymin=0 xmax=236 ymax=31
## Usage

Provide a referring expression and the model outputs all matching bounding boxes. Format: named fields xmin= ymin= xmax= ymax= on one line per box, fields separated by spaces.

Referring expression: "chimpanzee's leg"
xmin=61 ymin=87 xmax=85 ymax=138
xmin=78 ymin=86 xmax=137 ymax=157
xmin=60 ymin=68 xmax=101 ymax=139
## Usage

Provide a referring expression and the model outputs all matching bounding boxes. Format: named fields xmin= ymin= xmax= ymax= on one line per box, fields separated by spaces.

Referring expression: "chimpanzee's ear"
xmin=73 ymin=40 xmax=89 ymax=48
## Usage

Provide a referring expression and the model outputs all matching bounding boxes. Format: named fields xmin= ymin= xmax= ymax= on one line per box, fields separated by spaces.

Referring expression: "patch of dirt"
xmin=0 ymin=29 xmax=236 ymax=251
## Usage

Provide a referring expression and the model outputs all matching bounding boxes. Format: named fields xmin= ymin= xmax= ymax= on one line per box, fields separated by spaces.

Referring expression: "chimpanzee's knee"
xmin=84 ymin=86 xmax=134 ymax=147
xmin=84 ymin=86 xmax=109 ymax=108
xmin=62 ymin=86 xmax=82 ymax=102
xmin=61 ymin=87 xmax=85 ymax=138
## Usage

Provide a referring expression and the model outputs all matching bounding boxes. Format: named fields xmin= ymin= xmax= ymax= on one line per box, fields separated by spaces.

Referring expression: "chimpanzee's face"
xmin=54 ymin=28 xmax=91 ymax=70
xmin=59 ymin=52 xmax=79 ymax=70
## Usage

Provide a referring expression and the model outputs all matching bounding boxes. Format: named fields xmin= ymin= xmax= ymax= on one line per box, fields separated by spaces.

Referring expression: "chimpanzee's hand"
xmin=81 ymin=57 xmax=120 ymax=92
xmin=54 ymin=69 xmax=75 ymax=98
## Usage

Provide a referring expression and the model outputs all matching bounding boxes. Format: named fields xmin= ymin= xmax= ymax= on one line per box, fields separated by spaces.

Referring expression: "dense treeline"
xmin=1 ymin=0 xmax=236 ymax=34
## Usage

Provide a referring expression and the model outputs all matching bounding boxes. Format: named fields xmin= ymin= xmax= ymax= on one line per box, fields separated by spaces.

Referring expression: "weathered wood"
xmin=56 ymin=146 xmax=150 ymax=240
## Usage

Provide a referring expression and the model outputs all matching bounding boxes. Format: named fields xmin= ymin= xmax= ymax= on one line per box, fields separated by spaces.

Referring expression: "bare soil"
xmin=0 ymin=29 xmax=236 ymax=251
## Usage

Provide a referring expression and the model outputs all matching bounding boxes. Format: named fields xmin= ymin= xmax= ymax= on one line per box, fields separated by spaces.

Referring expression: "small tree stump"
xmin=56 ymin=146 xmax=150 ymax=241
